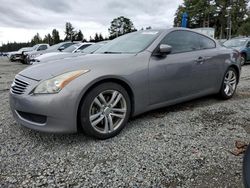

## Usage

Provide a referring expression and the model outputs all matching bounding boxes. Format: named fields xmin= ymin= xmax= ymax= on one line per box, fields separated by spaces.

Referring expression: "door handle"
xmin=195 ymin=57 xmax=205 ymax=64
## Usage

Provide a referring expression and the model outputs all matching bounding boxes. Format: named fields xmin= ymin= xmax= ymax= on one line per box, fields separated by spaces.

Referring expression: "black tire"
xmin=219 ymin=67 xmax=238 ymax=100
xmin=241 ymin=54 xmax=247 ymax=66
xmin=79 ymin=82 xmax=131 ymax=139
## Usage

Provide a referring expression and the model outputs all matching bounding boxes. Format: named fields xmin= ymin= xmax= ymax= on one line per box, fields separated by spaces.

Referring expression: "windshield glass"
xmin=30 ymin=45 xmax=39 ymax=51
xmin=223 ymin=39 xmax=247 ymax=47
xmin=95 ymin=31 xmax=160 ymax=54
xmin=48 ymin=42 xmax=72 ymax=51
xmin=81 ymin=42 xmax=108 ymax=54
xmin=62 ymin=43 xmax=81 ymax=52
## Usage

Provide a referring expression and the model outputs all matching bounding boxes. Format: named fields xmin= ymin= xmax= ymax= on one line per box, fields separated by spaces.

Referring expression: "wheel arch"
xmin=241 ymin=51 xmax=247 ymax=57
xmin=228 ymin=64 xmax=240 ymax=84
xmin=76 ymin=77 xmax=135 ymax=132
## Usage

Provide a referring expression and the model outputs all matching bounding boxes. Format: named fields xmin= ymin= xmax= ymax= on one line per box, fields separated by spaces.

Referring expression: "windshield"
xmin=62 ymin=43 xmax=81 ymax=52
xmin=81 ymin=42 xmax=108 ymax=54
xmin=95 ymin=31 xmax=161 ymax=54
xmin=47 ymin=42 xmax=72 ymax=51
xmin=223 ymin=39 xmax=247 ymax=47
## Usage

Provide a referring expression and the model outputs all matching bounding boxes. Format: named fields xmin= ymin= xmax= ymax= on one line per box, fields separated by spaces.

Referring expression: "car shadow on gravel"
xmin=130 ymin=94 xmax=221 ymax=121
xmin=16 ymin=90 xmax=250 ymax=145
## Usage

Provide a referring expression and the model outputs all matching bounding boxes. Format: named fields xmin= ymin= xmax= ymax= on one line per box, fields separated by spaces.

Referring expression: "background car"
xmin=8 ymin=47 xmax=32 ymax=62
xmin=32 ymin=41 xmax=109 ymax=65
xmin=62 ymin=42 xmax=94 ymax=53
xmin=25 ymin=41 xmax=76 ymax=64
xmin=9 ymin=28 xmax=241 ymax=139
xmin=223 ymin=37 xmax=250 ymax=65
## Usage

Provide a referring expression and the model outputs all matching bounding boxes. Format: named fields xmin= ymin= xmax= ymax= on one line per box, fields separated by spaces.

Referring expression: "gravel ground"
xmin=0 ymin=56 xmax=250 ymax=187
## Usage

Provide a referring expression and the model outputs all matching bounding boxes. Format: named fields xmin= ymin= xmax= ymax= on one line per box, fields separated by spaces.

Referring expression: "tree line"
xmin=174 ymin=0 xmax=250 ymax=39
xmin=0 ymin=16 xmax=138 ymax=52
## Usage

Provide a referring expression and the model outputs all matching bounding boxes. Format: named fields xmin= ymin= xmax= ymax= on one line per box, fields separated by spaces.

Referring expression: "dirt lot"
xmin=0 ymin=56 xmax=250 ymax=187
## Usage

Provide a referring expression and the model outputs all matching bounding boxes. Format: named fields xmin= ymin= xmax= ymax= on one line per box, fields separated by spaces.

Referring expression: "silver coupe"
xmin=9 ymin=28 xmax=241 ymax=139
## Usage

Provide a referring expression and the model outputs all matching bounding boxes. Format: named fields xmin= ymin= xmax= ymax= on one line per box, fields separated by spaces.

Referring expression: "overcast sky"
xmin=0 ymin=0 xmax=183 ymax=44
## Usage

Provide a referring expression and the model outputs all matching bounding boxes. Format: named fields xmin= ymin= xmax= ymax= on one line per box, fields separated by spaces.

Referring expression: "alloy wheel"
xmin=89 ymin=90 xmax=127 ymax=134
xmin=223 ymin=70 xmax=237 ymax=97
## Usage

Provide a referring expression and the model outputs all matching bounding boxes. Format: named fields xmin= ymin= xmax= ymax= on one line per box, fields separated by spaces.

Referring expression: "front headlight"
xmin=33 ymin=70 xmax=89 ymax=94
xmin=30 ymin=54 xmax=39 ymax=58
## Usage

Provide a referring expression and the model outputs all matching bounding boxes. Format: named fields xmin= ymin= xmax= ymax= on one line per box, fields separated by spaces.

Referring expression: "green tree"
xmin=52 ymin=29 xmax=60 ymax=44
xmin=237 ymin=18 xmax=250 ymax=36
xmin=43 ymin=33 xmax=53 ymax=45
xmin=94 ymin=33 xmax=100 ymax=42
xmin=173 ymin=0 xmax=249 ymax=38
xmin=108 ymin=16 xmax=137 ymax=39
xmin=75 ymin=30 xmax=84 ymax=41
xmin=64 ymin=22 xmax=76 ymax=41
xmin=99 ymin=33 xmax=104 ymax=41
xmin=89 ymin=36 xmax=95 ymax=42
xmin=31 ymin=33 xmax=42 ymax=45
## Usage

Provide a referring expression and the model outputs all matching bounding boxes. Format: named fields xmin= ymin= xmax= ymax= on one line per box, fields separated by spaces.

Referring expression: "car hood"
xmin=36 ymin=52 xmax=69 ymax=61
xmin=227 ymin=46 xmax=243 ymax=52
xmin=27 ymin=48 xmax=60 ymax=56
xmin=19 ymin=54 xmax=136 ymax=81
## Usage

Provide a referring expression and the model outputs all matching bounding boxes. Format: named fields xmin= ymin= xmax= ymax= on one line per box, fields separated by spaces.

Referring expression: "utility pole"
xmin=226 ymin=0 xmax=233 ymax=39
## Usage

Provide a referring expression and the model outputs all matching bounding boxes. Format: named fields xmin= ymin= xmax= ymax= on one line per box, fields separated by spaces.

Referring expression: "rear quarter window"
xmin=199 ymin=35 xmax=216 ymax=49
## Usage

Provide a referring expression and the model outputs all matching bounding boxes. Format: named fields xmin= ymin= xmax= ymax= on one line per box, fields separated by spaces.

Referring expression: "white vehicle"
xmin=193 ymin=28 xmax=215 ymax=38
xmin=8 ymin=47 xmax=32 ymax=62
xmin=31 ymin=42 xmax=94 ymax=64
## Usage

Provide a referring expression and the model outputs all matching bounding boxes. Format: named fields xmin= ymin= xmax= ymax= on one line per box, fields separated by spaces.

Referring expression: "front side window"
xmin=62 ymin=44 xmax=80 ymax=52
xmin=78 ymin=44 xmax=92 ymax=50
xmin=161 ymin=31 xmax=200 ymax=53
xmin=59 ymin=43 xmax=74 ymax=51
xmin=38 ymin=45 xmax=48 ymax=51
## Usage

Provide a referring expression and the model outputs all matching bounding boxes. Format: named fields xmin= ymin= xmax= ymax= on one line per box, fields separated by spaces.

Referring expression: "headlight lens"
xmin=33 ymin=70 xmax=89 ymax=94
xmin=30 ymin=54 xmax=39 ymax=58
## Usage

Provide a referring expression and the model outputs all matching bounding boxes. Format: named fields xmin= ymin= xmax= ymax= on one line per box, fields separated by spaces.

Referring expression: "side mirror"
xmin=159 ymin=44 xmax=172 ymax=54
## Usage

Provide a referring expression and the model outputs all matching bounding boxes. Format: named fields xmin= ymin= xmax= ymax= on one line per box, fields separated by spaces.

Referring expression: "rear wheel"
xmin=79 ymin=82 xmax=131 ymax=139
xmin=219 ymin=67 xmax=238 ymax=99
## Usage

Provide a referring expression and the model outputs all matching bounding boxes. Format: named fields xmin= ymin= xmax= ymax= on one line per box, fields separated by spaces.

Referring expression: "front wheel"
xmin=219 ymin=67 xmax=238 ymax=99
xmin=79 ymin=82 xmax=131 ymax=139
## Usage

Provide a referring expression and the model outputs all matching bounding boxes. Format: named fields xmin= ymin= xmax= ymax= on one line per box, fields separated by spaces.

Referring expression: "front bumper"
xmin=9 ymin=75 xmax=79 ymax=133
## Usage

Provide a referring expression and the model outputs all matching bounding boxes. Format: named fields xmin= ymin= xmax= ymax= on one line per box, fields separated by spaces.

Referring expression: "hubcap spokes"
xmin=224 ymin=70 xmax=237 ymax=96
xmin=89 ymin=90 xmax=127 ymax=134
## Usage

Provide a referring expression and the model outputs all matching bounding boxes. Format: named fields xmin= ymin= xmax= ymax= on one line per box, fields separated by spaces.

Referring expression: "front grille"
xmin=11 ymin=77 xmax=29 ymax=95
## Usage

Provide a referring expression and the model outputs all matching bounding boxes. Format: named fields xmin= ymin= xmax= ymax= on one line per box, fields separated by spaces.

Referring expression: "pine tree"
xmin=43 ymin=33 xmax=53 ymax=45
xmin=31 ymin=33 xmax=42 ymax=45
xmin=64 ymin=22 xmax=76 ymax=41
xmin=94 ymin=33 xmax=99 ymax=42
xmin=52 ymin=29 xmax=60 ymax=44
xmin=108 ymin=16 xmax=137 ymax=39
xmin=76 ymin=30 xmax=84 ymax=41
xmin=173 ymin=0 xmax=249 ymax=38
xmin=99 ymin=33 xmax=104 ymax=41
